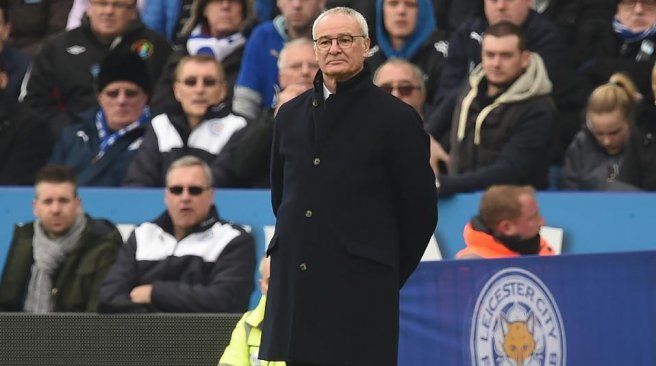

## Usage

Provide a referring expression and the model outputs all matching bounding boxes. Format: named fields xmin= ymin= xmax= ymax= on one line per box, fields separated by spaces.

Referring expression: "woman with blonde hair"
xmin=560 ymin=72 xmax=641 ymax=190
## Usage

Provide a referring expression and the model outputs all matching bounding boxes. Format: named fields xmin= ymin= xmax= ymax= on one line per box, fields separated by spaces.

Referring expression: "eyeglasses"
xmin=103 ymin=88 xmax=142 ymax=99
xmin=89 ymin=0 xmax=135 ymax=9
xmin=620 ymin=0 xmax=656 ymax=7
xmin=313 ymin=35 xmax=367 ymax=50
xmin=378 ymin=83 xmax=421 ymax=97
xmin=167 ymin=185 xmax=210 ymax=196
xmin=179 ymin=77 xmax=221 ymax=87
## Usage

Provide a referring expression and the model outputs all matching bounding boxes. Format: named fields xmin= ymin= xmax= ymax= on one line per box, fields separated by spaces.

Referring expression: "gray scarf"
xmin=23 ymin=213 xmax=87 ymax=313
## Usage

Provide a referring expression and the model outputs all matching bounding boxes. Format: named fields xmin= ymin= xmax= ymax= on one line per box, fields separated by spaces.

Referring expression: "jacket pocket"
xmin=344 ymin=240 xmax=393 ymax=268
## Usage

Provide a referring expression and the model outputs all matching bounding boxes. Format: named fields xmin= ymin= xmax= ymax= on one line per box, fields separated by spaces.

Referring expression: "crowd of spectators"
xmin=0 ymin=0 xmax=652 ymax=193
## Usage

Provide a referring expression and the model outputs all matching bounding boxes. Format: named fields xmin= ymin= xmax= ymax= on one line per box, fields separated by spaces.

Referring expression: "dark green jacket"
xmin=0 ymin=215 xmax=121 ymax=312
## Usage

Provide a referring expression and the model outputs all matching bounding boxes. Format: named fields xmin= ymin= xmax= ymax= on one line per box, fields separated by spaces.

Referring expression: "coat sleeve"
xmin=270 ymin=110 xmax=284 ymax=216
xmin=84 ymin=227 xmax=122 ymax=312
xmin=618 ymin=128 xmax=646 ymax=188
xmin=386 ymin=109 xmax=438 ymax=286
xmin=123 ymin=123 xmax=164 ymax=187
xmin=22 ymin=40 xmax=70 ymax=131
xmin=150 ymin=232 xmax=256 ymax=312
xmin=232 ymin=28 xmax=267 ymax=120
xmin=96 ymin=232 xmax=151 ymax=313
xmin=559 ymin=132 xmax=585 ymax=190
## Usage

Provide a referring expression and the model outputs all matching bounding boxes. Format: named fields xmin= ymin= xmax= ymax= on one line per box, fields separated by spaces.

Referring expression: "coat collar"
xmin=312 ymin=63 xmax=373 ymax=103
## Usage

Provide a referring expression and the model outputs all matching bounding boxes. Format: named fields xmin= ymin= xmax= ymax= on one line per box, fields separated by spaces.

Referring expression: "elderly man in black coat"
xmin=259 ymin=7 xmax=438 ymax=366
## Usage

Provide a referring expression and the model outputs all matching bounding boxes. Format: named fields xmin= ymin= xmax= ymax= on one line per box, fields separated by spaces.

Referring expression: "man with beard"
xmin=433 ymin=21 xmax=556 ymax=196
xmin=456 ymin=185 xmax=554 ymax=259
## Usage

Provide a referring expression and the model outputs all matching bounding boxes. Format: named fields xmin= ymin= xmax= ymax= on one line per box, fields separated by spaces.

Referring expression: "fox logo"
xmin=500 ymin=313 xmax=536 ymax=366
xmin=471 ymin=268 xmax=565 ymax=366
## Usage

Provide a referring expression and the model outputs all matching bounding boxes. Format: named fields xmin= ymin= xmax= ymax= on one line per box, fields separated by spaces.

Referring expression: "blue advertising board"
xmin=399 ymin=251 xmax=656 ymax=365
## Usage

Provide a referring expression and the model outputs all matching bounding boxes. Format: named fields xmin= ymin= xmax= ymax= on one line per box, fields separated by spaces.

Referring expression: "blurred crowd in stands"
xmin=0 ymin=0 xmax=654 ymax=193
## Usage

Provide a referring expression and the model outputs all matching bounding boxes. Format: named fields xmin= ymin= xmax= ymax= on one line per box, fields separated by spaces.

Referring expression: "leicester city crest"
xmin=471 ymin=268 xmax=566 ymax=366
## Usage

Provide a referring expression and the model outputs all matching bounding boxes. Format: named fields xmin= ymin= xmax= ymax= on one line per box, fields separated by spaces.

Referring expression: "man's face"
xmin=33 ymin=182 xmax=81 ymax=238
xmin=277 ymin=0 xmax=325 ymax=33
xmin=616 ymin=0 xmax=656 ymax=33
xmin=259 ymin=257 xmax=270 ymax=294
xmin=314 ymin=13 xmax=370 ymax=81
xmin=279 ymin=43 xmax=319 ymax=89
xmin=86 ymin=0 xmax=137 ymax=39
xmin=505 ymin=193 xmax=544 ymax=239
xmin=374 ymin=62 xmax=425 ymax=115
xmin=204 ymin=0 xmax=244 ymax=37
xmin=173 ymin=60 xmax=226 ymax=120
xmin=98 ymin=81 xmax=148 ymax=130
xmin=587 ymin=110 xmax=631 ymax=155
xmin=484 ymin=0 xmax=531 ymax=26
xmin=383 ymin=0 xmax=419 ymax=42
xmin=165 ymin=165 xmax=214 ymax=234
xmin=481 ymin=34 xmax=529 ymax=89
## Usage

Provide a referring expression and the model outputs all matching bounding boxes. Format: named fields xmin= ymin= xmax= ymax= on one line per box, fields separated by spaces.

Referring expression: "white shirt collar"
xmin=322 ymin=83 xmax=332 ymax=101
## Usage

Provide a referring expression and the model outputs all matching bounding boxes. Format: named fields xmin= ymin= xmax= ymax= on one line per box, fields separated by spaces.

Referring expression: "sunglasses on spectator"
xmin=167 ymin=185 xmax=210 ymax=196
xmin=378 ymin=84 xmax=421 ymax=97
xmin=179 ymin=77 xmax=221 ymax=87
xmin=620 ymin=0 xmax=656 ymax=6
xmin=104 ymin=88 xmax=142 ymax=98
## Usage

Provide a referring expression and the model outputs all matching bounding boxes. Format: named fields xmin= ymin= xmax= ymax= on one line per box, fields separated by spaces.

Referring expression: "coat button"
xmin=312 ymin=99 xmax=318 ymax=107
xmin=305 ymin=210 xmax=313 ymax=218
xmin=299 ymin=263 xmax=307 ymax=271
xmin=313 ymin=158 xmax=321 ymax=166
xmin=51 ymin=288 xmax=59 ymax=295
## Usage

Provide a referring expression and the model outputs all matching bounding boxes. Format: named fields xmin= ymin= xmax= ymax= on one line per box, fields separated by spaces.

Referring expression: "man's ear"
xmin=520 ymin=50 xmax=530 ymax=70
xmin=495 ymin=219 xmax=514 ymax=236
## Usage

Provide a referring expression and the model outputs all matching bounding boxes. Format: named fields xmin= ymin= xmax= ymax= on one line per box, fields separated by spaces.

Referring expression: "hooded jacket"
xmin=366 ymin=0 xmax=448 ymax=112
xmin=440 ymin=53 xmax=556 ymax=196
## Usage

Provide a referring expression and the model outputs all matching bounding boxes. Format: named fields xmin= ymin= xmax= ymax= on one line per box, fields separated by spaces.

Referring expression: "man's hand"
xmin=429 ymin=136 xmax=450 ymax=176
xmin=130 ymin=284 xmax=153 ymax=304
xmin=274 ymin=83 xmax=313 ymax=116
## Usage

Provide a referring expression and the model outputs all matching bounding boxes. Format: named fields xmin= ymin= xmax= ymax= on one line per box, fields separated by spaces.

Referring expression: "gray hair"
xmin=166 ymin=155 xmax=213 ymax=187
xmin=373 ymin=58 xmax=426 ymax=94
xmin=277 ymin=37 xmax=315 ymax=69
xmin=312 ymin=7 xmax=369 ymax=40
